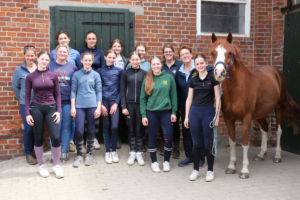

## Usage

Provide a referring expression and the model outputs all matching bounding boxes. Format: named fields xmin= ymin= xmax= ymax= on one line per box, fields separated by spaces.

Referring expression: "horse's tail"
xmin=284 ymin=91 xmax=300 ymax=134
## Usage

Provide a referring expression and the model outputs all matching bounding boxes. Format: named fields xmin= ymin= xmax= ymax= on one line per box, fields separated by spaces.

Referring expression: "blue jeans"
xmin=20 ymin=105 xmax=34 ymax=156
xmin=50 ymin=104 xmax=72 ymax=153
xmin=70 ymin=121 xmax=75 ymax=142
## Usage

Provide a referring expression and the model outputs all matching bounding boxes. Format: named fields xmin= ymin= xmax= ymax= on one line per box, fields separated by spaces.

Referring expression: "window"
xmin=197 ymin=0 xmax=251 ymax=37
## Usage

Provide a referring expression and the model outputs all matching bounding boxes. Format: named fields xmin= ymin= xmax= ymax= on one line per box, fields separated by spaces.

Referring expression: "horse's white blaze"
xmin=257 ymin=127 xmax=268 ymax=158
xmin=228 ymin=137 xmax=236 ymax=169
xmin=215 ymin=45 xmax=227 ymax=72
xmin=241 ymin=145 xmax=249 ymax=173
xmin=275 ymin=125 xmax=282 ymax=159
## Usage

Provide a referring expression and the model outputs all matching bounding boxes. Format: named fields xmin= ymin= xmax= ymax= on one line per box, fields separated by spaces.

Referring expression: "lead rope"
xmin=209 ymin=83 xmax=223 ymax=156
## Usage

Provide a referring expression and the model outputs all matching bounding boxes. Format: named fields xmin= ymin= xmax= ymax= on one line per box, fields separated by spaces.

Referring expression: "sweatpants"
xmin=125 ymin=103 xmax=143 ymax=152
xmin=30 ymin=102 xmax=61 ymax=166
xmin=147 ymin=110 xmax=173 ymax=163
xmin=101 ymin=99 xmax=119 ymax=152
xmin=75 ymin=107 xmax=96 ymax=156
xmin=189 ymin=105 xmax=215 ymax=171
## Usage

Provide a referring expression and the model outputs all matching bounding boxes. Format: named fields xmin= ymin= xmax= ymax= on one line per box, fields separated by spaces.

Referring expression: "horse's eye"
xmin=228 ymin=52 xmax=232 ymax=55
xmin=211 ymin=52 xmax=214 ymax=56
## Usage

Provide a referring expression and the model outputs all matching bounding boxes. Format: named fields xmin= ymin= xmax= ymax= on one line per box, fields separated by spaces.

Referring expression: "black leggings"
xmin=30 ymin=102 xmax=60 ymax=147
xmin=125 ymin=103 xmax=143 ymax=152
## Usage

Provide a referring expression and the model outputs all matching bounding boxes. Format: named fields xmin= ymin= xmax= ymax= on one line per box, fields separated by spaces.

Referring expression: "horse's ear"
xmin=212 ymin=33 xmax=217 ymax=43
xmin=227 ymin=32 xmax=232 ymax=43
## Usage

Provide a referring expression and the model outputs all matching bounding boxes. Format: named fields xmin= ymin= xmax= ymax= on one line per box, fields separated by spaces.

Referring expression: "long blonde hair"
xmin=145 ymin=56 xmax=162 ymax=95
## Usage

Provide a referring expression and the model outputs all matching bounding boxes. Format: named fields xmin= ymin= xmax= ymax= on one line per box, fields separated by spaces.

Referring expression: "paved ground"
xmin=0 ymin=145 xmax=300 ymax=200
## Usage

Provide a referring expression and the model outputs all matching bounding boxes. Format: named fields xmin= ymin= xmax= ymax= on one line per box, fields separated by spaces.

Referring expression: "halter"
xmin=213 ymin=53 xmax=234 ymax=81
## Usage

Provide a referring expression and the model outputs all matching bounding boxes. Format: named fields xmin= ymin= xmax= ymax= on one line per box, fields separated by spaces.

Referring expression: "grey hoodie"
xmin=12 ymin=61 xmax=37 ymax=105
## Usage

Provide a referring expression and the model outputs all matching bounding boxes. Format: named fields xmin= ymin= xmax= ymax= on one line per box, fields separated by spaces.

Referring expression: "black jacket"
xmin=120 ymin=66 xmax=148 ymax=109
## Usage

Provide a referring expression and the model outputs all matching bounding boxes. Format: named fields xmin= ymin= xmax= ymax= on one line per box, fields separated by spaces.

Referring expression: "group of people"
xmin=12 ymin=30 xmax=221 ymax=182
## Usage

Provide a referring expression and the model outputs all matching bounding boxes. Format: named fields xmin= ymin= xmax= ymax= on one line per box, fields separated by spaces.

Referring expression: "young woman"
xmin=97 ymin=49 xmax=123 ymax=164
xmin=140 ymin=56 xmax=177 ymax=173
xmin=120 ymin=51 xmax=148 ymax=166
xmin=159 ymin=44 xmax=183 ymax=159
xmin=78 ymin=31 xmax=105 ymax=150
xmin=47 ymin=44 xmax=78 ymax=163
xmin=50 ymin=30 xmax=81 ymax=152
xmin=111 ymin=39 xmax=129 ymax=70
xmin=126 ymin=43 xmax=150 ymax=72
xmin=12 ymin=46 xmax=38 ymax=165
xmin=25 ymin=51 xmax=63 ymax=178
xmin=71 ymin=51 xmax=102 ymax=167
xmin=184 ymin=54 xmax=221 ymax=182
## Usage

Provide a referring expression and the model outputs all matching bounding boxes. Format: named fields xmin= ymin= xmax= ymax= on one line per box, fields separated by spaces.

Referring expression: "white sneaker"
xmin=105 ymin=152 xmax=112 ymax=164
xmin=127 ymin=152 xmax=136 ymax=166
xmin=53 ymin=165 xmax=64 ymax=179
xmin=163 ymin=161 xmax=170 ymax=172
xmin=206 ymin=170 xmax=214 ymax=182
xmin=136 ymin=152 xmax=145 ymax=166
xmin=94 ymin=138 xmax=101 ymax=150
xmin=112 ymin=151 xmax=119 ymax=163
xmin=151 ymin=162 xmax=161 ymax=173
xmin=38 ymin=164 xmax=49 ymax=178
xmin=189 ymin=170 xmax=199 ymax=181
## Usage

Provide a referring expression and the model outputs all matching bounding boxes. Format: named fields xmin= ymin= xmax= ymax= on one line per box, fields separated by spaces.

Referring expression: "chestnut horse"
xmin=210 ymin=32 xmax=300 ymax=179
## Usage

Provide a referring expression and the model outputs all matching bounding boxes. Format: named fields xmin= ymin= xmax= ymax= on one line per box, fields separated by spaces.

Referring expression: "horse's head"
xmin=210 ymin=32 xmax=239 ymax=82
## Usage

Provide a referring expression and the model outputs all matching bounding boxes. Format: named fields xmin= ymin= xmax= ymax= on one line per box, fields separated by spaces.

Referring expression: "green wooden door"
xmin=49 ymin=6 xmax=135 ymax=57
xmin=281 ymin=10 xmax=300 ymax=154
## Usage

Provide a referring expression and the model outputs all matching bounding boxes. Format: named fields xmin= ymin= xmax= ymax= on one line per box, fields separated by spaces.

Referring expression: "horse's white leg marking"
xmin=257 ymin=127 xmax=268 ymax=158
xmin=228 ymin=137 xmax=236 ymax=169
xmin=275 ymin=125 xmax=282 ymax=159
xmin=241 ymin=145 xmax=249 ymax=174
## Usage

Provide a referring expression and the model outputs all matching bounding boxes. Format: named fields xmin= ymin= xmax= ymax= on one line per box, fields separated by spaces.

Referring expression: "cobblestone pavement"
xmin=0 ymin=145 xmax=300 ymax=200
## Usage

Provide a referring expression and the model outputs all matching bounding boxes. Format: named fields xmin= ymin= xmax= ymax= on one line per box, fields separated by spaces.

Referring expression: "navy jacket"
xmin=175 ymin=65 xmax=213 ymax=108
xmin=78 ymin=46 xmax=105 ymax=70
xmin=97 ymin=64 xmax=123 ymax=104
xmin=162 ymin=59 xmax=183 ymax=78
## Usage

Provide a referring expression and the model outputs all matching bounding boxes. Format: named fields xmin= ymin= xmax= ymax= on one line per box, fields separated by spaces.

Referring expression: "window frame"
xmin=197 ymin=0 xmax=251 ymax=37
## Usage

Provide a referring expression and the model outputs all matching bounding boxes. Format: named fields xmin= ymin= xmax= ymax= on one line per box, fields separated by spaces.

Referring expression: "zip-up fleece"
xmin=71 ymin=68 xmax=102 ymax=108
xmin=78 ymin=46 xmax=105 ymax=70
xmin=97 ymin=64 xmax=123 ymax=104
xmin=12 ymin=61 xmax=37 ymax=105
xmin=120 ymin=66 xmax=148 ymax=109
xmin=25 ymin=68 xmax=61 ymax=116
xmin=140 ymin=71 xmax=177 ymax=118
xmin=125 ymin=60 xmax=151 ymax=72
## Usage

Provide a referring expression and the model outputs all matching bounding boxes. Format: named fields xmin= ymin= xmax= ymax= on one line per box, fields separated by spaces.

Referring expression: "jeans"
xmin=20 ymin=105 xmax=34 ymax=156
xmin=70 ymin=121 xmax=75 ymax=142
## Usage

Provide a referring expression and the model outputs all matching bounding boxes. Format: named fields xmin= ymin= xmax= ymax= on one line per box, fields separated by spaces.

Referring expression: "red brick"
xmin=1 ymin=7 xmax=20 ymax=12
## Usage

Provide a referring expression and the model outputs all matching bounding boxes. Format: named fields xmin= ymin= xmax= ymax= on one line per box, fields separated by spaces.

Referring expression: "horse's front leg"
xmin=240 ymin=115 xmax=252 ymax=179
xmin=224 ymin=118 xmax=236 ymax=174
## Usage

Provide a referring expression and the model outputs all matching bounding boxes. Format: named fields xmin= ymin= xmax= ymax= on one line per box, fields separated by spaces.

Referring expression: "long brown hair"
xmin=193 ymin=54 xmax=207 ymax=77
xmin=145 ymin=56 xmax=162 ymax=95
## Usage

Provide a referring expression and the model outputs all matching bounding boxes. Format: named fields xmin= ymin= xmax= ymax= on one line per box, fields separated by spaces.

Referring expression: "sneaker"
xmin=60 ymin=152 xmax=69 ymax=163
xmin=94 ymin=138 xmax=101 ymax=150
xmin=178 ymin=157 xmax=193 ymax=167
xmin=49 ymin=154 xmax=53 ymax=163
xmin=136 ymin=152 xmax=145 ymax=166
xmin=38 ymin=164 xmax=49 ymax=178
xmin=53 ymin=165 xmax=64 ymax=179
xmin=105 ymin=152 xmax=112 ymax=164
xmin=151 ymin=162 xmax=161 ymax=173
xmin=73 ymin=155 xmax=83 ymax=168
xmin=199 ymin=159 xmax=206 ymax=169
xmin=127 ymin=152 xmax=136 ymax=166
xmin=69 ymin=141 xmax=76 ymax=152
xmin=189 ymin=170 xmax=199 ymax=181
xmin=172 ymin=148 xmax=180 ymax=159
xmin=112 ymin=151 xmax=119 ymax=163
xmin=159 ymin=148 xmax=164 ymax=156
xmin=163 ymin=161 xmax=170 ymax=172
xmin=85 ymin=153 xmax=93 ymax=166
xmin=205 ymin=170 xmax=214 ymax=182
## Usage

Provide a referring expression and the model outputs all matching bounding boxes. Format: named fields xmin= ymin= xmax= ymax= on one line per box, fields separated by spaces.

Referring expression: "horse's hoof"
xmin=273 ymin=158 xmax=281 ymax=163
xmin=255 ymin=156 xmax=264 ymax=161
xmin=225 ymin=168 xmax=236 ymax=174
xmin=239 ymin=173 xmax=250 ymax=179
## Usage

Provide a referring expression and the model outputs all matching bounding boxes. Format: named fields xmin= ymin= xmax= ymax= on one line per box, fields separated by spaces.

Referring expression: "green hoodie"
xmin=140 ymin=71 xmax=177 ymax=118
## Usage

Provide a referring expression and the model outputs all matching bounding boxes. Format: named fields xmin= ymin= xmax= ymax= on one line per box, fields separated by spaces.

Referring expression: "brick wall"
xmin=0 ymin=0 xmax=286 ymax=160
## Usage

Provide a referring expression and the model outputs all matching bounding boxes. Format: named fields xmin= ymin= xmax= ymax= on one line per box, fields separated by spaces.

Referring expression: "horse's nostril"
xmin=221 ymin=70 xmax=226 ymax=76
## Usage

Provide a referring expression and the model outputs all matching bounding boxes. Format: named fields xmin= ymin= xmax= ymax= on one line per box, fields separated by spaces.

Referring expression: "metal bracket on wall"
xmin=281 ymin=0 xmax=293 ymax=28
xmin=82 ymin=21 xmax=133 ymax=29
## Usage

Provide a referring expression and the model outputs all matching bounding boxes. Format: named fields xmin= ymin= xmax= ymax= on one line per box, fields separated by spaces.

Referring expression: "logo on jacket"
xmin=88 ymin=79 xmax=95 ymax=82
xmin=163 ymin=80 xmax=167 ymax=85
xmin=173 ymin=70 xmax=176 ymax=74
